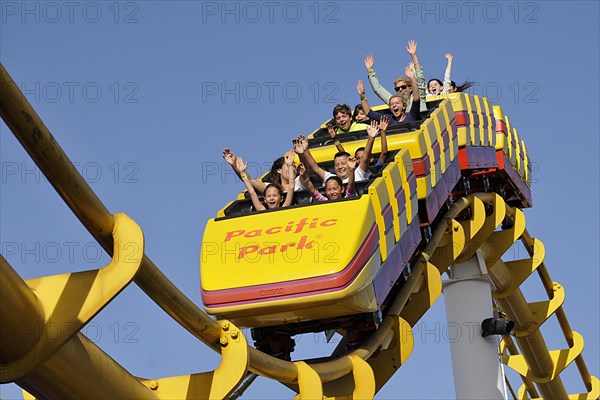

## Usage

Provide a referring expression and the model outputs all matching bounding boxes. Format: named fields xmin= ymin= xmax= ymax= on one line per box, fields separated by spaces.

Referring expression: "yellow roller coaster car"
xmin=201 ymin=94 xmax=531 ymax=336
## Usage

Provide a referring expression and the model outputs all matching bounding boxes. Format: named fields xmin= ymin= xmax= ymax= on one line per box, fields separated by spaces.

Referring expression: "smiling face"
xmin=263 ymin=185 xmax=283 ymax=209
xmin=325 ymin=178 xmax=344 ymax=200
xmin=389 ymin=96 xmax=405 ymax=118
xmin=354 ymin=108 xmax=368 ymax=122
xmin=355 ymin=149 xmax=364 ymax=162
xmin=333 ymin=154 xmax=350 ymax=179
xmin=335 ymin=111 xmax=352 ymax=131
xmin=354 ymin=148 xmax=373 ymax=164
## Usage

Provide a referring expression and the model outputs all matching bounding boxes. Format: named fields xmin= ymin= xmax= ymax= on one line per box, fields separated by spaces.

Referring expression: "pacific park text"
xmin=222 ymin=217 xmax=338 ymax=260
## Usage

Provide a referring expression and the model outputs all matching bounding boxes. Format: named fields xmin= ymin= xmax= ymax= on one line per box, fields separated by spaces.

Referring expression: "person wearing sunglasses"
xmin=356 ymin=64 xmax=421 ymax=127
xmin=364 ymin=53 xmax=412 ymax=107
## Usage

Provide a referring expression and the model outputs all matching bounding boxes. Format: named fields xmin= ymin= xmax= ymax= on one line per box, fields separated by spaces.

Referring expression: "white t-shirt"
xmin=322 ymin=166 xmax=371 ymax=185
xmin=265 ymin=175 xmax=306 ymax=192
xmin=295 ymin=166 xmax=371 ymax=191
xmin=294 ymin=175 xmax=305 ymax=191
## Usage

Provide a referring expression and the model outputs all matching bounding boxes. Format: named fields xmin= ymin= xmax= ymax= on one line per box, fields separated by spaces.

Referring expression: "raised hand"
xmin=292 ymin=137 xmax=304 ymax=155
xmin=293 ymin=135 xmax=309 ymax=155
xmin=357 ymin=79 xmax=365 ymax=96
xmin=282 ymin=163 xmax=296 ymax=181
xmin=284 ymin=148 xmax=295 ymax=165
xmin=367 ymin=120 xmax=380 ymax=138
xmin=445 ymin=52 xmax=453 ymax=61
xmin=327 ymin=123 xmax=337 ymax=139
xmin=222 ymin=148 xmax=236 ymax=166
xmin=234 ymin=156 xmax=247 ymax=174
xmin=406 ymin=40 xmax=417 ymax=56
xmin=378 ymin=115 xmax=390 ymax=132
xmin=347 ymin=156 xmax=357 ymax=171
xmin=405 ymin=64 xmax=415 ymax=80
xmin=298 ymin=162 xmax=306 ymax=177
xmin=298 ymin=135 xmax=309 ymax=151
xmin=364 ymin=53 xmax=375 ymax=70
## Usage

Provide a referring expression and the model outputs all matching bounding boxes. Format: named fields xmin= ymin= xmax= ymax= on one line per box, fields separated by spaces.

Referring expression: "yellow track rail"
xmin=1 ymin=63 xmax=597 ymax=399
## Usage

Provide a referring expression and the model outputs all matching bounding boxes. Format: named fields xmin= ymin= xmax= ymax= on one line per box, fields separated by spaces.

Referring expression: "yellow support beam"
xmin=1 ymin=213 xmax=144 ymax=383
xmin=0 ymin=256 xmax=44 ymax=364
xmin=480 ymin=222 xmax=568 ymax=396
xmin=492 ymin=238 xmax=545 ymax=299
xmin=367 ymin=317 xmax=414 ymax=394
xmin=294 ymin=362 xmax=323 ymax=400
xmin=400 ymin=261 xmax=442 ymax=327
xmin=213 ymin=321 xmax=250 ymax=398
xmin=140 ymin=320 xmax=249 ymax=399
xmin=348 ymin=355 xmax=375 ymax=399
xmin=483 ymin=207 xmax=527 ymax=267
xmin=455 ymin=193 xmax=506 ymax=264
xmin=430 ymin=218 xmax=466 ymax=273
xmin=321 ymin=356 xmax=376 ymax=400
xmin=513 ymin=283 xmax=565 ymax=338
xmin=518 ymin=375 xmax=600 ymax=400
xmin=453 ymin=195 xmax=486 ymax=263
xmin=502 ymin=332 xmax=585 ymax=384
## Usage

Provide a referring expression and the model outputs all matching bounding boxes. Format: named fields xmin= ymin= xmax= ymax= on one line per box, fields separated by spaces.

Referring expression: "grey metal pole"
xmin=442 ymin=251 xmax=508 ymax=399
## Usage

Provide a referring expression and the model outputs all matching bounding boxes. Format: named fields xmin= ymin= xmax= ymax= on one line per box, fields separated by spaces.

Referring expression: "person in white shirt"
xmin=292 ymin=121 xmax=380 ymax=187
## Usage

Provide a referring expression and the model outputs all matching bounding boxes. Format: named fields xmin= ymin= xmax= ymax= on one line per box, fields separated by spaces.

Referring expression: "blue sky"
xmin=1 ymin=1 xmax=598 ymax=398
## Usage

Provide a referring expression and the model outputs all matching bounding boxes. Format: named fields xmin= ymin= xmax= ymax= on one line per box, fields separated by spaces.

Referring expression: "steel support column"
xmin=443 ymin=251 xmax=508 ymax=399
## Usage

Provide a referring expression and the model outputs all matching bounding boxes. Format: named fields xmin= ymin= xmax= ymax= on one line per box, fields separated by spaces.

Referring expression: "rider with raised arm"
xmin=231 ymin=155 xmax=295 ymax=211
xmin=364 ymin=53 xmax=412 ymax=108
xmin=427 ymin=53 xmax=453 ymax=96
xmin=328 ymin=116 xmax=390 ymax=167
xmin=294 ymin=121 xmax=380 ymax=186
xmin=357 ymin=65 xmax=420 ymax=126
xmin=298 ymin=158 xmax=357 ymax=202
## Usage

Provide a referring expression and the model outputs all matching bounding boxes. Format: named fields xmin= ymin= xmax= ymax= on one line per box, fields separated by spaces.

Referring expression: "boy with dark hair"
xmin=329 ymin=103 xmax=369 ymax=135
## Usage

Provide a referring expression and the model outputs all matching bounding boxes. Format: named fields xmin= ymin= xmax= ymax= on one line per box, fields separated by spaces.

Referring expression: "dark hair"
xmin=354 ymin=146 xmax=365 ymax=157
xmin=427 ymin=78 xmax=443 ymax=88
xmin=265 ymin=182 xmax=285 ymax=197
xmin=450 ymin=80 xmax=476 ymax=92
xmin=352 ymin=104 xmax=365 ymax=122
xmin=263 ymin=183 xmax=285 ymax=209
xmin=269 ymin=157 xmax=284 ymax=185
xmin=324 ymin=175 xmax=343 ymax=188
xmin=332 ymin=104 xmax=352 ymax=119
xmin=334 ymin=151 xmax=351 ymax=160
